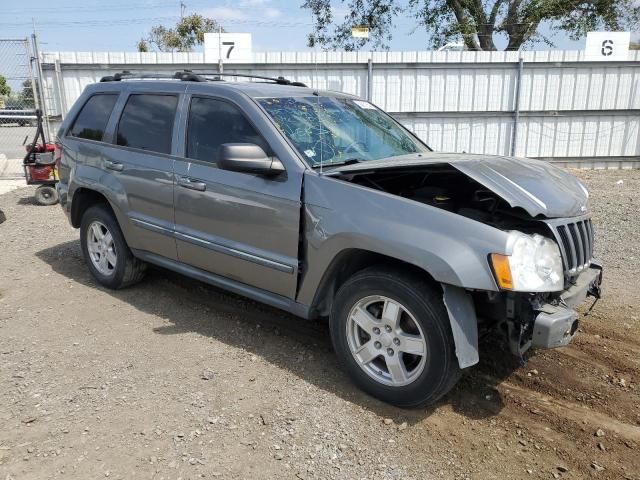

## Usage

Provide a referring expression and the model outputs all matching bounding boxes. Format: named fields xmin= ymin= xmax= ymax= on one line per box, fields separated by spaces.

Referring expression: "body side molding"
xmin=131 ymin=249 xmax=310 ymax=318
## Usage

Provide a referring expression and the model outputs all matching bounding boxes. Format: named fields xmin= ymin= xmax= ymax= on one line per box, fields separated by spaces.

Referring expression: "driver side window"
xmin=186 ymin=97 xmax=269 ymax=163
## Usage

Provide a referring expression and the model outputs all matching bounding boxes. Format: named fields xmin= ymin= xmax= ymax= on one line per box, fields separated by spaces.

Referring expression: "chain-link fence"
xmin=0 ymin=38 xmax=39 ymax=175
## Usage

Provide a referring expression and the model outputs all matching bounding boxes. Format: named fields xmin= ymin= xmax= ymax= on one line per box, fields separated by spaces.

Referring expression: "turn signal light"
xmin=490 ymin=254 xmax=513 ymax=290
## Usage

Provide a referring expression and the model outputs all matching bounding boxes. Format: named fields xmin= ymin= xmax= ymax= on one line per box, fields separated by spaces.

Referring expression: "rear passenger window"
xmin=69 ymin=94 xmax=118 ymax=141
xmin=116 ymin=94 xmax=178 ymax=154
xmin=187 ymin=97 xmax=269 ymax=162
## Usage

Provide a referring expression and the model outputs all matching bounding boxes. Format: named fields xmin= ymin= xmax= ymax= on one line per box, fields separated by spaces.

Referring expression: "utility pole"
xmin=180 ymin=1 xmax=186 ymax=19
xmin=31 ymin=18 xmax=51 ymax=141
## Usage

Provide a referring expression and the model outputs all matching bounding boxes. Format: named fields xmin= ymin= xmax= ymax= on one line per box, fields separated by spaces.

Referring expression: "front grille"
xmin=546 ymin=216 xmax=594 ymax=278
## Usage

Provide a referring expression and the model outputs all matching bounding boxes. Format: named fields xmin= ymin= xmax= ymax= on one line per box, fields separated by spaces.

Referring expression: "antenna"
xmin=218 ymin=25 xmax=223 ymax=73
xmin=308 ymin=9 xmax=324 ymax=173
xmin=313 ymin=41 xmax=323 ymax=173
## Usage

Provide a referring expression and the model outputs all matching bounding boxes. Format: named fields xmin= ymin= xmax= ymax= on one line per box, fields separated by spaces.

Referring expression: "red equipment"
xmin=22 ymin=110 xmax=59 ymax=205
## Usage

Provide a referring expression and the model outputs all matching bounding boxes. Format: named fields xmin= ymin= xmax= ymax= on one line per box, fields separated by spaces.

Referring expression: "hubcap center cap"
xmin=379 ymin=332 xmax=394 ymax=348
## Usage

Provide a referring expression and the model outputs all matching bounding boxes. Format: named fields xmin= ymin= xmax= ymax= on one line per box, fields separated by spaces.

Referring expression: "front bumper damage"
xmin=508 ymin=263 xmax=603 ymax=357
xmin=531 ymin=263 xmax=602 ymax=349
xmin=531 ymin=306 xmax=579 ymax=349
xmin=442 ymin=263 xmax=602 ymax=369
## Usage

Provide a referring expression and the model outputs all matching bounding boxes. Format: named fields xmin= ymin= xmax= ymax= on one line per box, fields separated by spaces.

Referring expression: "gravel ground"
xmin=0 ymin=169 xmax=638 ymax=480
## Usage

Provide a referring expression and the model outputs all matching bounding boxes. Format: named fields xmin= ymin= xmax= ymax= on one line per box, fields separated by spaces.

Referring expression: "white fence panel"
xmin=40 ymin=49 xmax=640 ymax=166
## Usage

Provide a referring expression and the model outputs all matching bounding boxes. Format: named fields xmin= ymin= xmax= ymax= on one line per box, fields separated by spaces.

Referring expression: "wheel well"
xmin=70 ymin=188 xmax=112 ymax=228
xmin=310 ymin=249 xmax=439 ymax=318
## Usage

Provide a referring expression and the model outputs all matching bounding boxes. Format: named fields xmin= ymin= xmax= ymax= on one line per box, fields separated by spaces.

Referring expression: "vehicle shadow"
xmin=36 ymin=240 xmax=522 ymax=424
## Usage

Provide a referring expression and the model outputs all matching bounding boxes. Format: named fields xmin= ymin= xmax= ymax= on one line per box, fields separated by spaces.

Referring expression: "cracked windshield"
xmin=258 ymin=96 xmax=429 ymax=168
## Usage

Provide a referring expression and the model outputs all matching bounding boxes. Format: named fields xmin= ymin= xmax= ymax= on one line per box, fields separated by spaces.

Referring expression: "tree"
xmin=303 ymin=0 xmax=640 ymax=51
xmin=137 ymin=14 xmax=225 ymax=52
xmin=136 ymin=39 xmax=149 ymax=52
xmin=19 ymin=79 xmax=37 ymax=108
xmin=0 ymin=75 xmax=11 ymax=97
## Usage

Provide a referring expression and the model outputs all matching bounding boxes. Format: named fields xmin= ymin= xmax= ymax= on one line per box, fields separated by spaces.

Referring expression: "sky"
xmin=0 ymin=0 xmax=599 ymax=53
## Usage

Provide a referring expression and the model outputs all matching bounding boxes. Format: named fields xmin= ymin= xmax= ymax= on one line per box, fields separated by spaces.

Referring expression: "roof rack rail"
xmin=99 ymin=71 xmax=206 ymax=82
xmin=100 ymin=70 xmax=307 ymax=88
xmin=184 ymin=72 xmax=307 ymax=87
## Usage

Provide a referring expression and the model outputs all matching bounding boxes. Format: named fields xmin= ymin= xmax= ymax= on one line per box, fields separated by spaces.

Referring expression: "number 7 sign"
xmin=204 ymin=33 xmax=253 ymax=63
xmin=222 ymin=42 xmax=235 ymax=59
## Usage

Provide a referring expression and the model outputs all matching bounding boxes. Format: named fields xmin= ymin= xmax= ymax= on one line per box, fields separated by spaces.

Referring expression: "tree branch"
xmin=446 ymin=0 xmax=481 ymax=49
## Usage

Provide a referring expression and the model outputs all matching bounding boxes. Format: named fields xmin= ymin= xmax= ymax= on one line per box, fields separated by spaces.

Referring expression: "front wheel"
xmin=330 ymin=267 xmax=460 ymax=407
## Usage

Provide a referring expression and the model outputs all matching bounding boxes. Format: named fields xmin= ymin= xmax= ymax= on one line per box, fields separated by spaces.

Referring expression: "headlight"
xmin=490 ymin=232 xmax=563 ymax=292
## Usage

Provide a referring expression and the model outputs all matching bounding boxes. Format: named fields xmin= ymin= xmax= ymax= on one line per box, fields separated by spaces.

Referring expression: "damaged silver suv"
xmin=56 ymin=71 xmax=602 ymax=407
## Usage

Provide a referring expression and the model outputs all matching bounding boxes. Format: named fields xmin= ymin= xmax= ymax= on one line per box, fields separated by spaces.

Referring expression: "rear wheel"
xmin=80 ymin=204 xmax=146 ymax=289
xmin=330 ymin=266 xmax=461 ymax=407
xmin=34 ymin=185 xmax=59 ymax=206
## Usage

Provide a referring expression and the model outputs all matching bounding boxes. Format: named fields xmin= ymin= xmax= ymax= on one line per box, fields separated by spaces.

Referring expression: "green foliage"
xmin=303 ymin=0 xmax=640 ymax=51
xmin=0 ymin=75 xmax=11 ymax=97
xmin=137 ymin=14 xmax=225 ymax=52
xmin=19 ymin=79 xmax=36 ymax=108
xmin=305 ymin=0 xmax=401 ymax=51
xmin=136 ymin=39 xmax=149 ymax=52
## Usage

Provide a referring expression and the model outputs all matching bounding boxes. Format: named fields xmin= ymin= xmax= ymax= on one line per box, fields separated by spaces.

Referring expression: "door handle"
xmin=178 ymin=176 xmax=207 ymax=192
xmin=105 ymin=160 xmax=124 ymax=172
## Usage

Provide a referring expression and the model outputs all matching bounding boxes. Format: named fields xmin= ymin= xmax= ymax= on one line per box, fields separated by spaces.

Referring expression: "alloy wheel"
xmin=346 ymin=295 xmax=428 ymax=387
xmin=86 ymin=220 xmax=117 ymax=276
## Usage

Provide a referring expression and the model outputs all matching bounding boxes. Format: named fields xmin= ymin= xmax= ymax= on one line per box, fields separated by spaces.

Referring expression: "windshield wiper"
xmin=312 ymin=158 xmax=363 ymax=169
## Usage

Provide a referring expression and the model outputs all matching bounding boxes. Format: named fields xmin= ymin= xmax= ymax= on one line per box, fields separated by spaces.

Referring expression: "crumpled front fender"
xmin=442 ymin=284 xmax=479 ymax=368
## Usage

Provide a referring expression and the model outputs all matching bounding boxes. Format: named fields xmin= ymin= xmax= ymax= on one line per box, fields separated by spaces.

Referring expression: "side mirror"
xmin=217 ymin=143 xmax=285 ymax=176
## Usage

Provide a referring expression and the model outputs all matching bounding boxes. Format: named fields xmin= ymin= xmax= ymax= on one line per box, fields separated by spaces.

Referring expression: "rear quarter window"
xmin=68 ymin=94 xmax=119 ymax=141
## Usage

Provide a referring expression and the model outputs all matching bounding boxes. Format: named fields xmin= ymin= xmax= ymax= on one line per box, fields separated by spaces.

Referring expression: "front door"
xmin=173 ymin=96 xmax=301 ymax=299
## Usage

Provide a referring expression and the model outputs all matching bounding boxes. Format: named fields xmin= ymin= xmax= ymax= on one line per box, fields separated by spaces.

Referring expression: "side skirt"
xmin=131 ymin=249 xmax=312 ymax=319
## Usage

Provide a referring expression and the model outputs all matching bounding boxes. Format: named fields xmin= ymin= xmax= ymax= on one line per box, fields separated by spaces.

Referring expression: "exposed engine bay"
xmin=334 ymin=165 xmax=547 ymax=234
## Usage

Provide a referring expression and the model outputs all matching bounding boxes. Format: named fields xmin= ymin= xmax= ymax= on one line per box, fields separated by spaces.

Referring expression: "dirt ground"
xmin=0 ymin=169 xmax=638 ymax=480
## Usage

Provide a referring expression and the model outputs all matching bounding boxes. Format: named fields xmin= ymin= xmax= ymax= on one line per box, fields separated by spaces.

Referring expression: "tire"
xmin=80 ymin=204 xmax=147 ymax=289
xmin=34 ymin=185 xmax=59 ymax=206
xmin=330 ymin=266 xmax=461 ymax=407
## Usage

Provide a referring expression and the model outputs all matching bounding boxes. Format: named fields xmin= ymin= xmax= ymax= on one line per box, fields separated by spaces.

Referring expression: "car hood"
xmin=326 ymin=152 xmax=589 ymax=218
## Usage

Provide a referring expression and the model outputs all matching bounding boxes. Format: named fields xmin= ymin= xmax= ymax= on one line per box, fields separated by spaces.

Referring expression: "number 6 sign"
xmin=585 ymin=32 xmax=630 ymax=61
xmin=601 ymin=39 xmax=614 ymax=56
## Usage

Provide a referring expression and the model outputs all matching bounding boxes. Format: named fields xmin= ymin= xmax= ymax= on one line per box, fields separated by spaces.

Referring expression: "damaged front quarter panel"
xmin=302 ymin=152 xmax=593 ymax=369
xmin=297 ymin=171 xmax=516 ymax=369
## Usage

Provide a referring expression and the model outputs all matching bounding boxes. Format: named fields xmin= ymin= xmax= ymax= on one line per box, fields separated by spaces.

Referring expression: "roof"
xmin=205 ymin=81 xmax=322 ymax=98
xmin=94 ymin=71 xmax=356 ymax=99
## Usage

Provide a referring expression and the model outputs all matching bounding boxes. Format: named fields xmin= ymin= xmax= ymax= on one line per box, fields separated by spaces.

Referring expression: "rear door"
xmin=101 ymin=88 xmax=183 ymax=260
xmin=173 ymin=94 xmax=302 ymax=298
